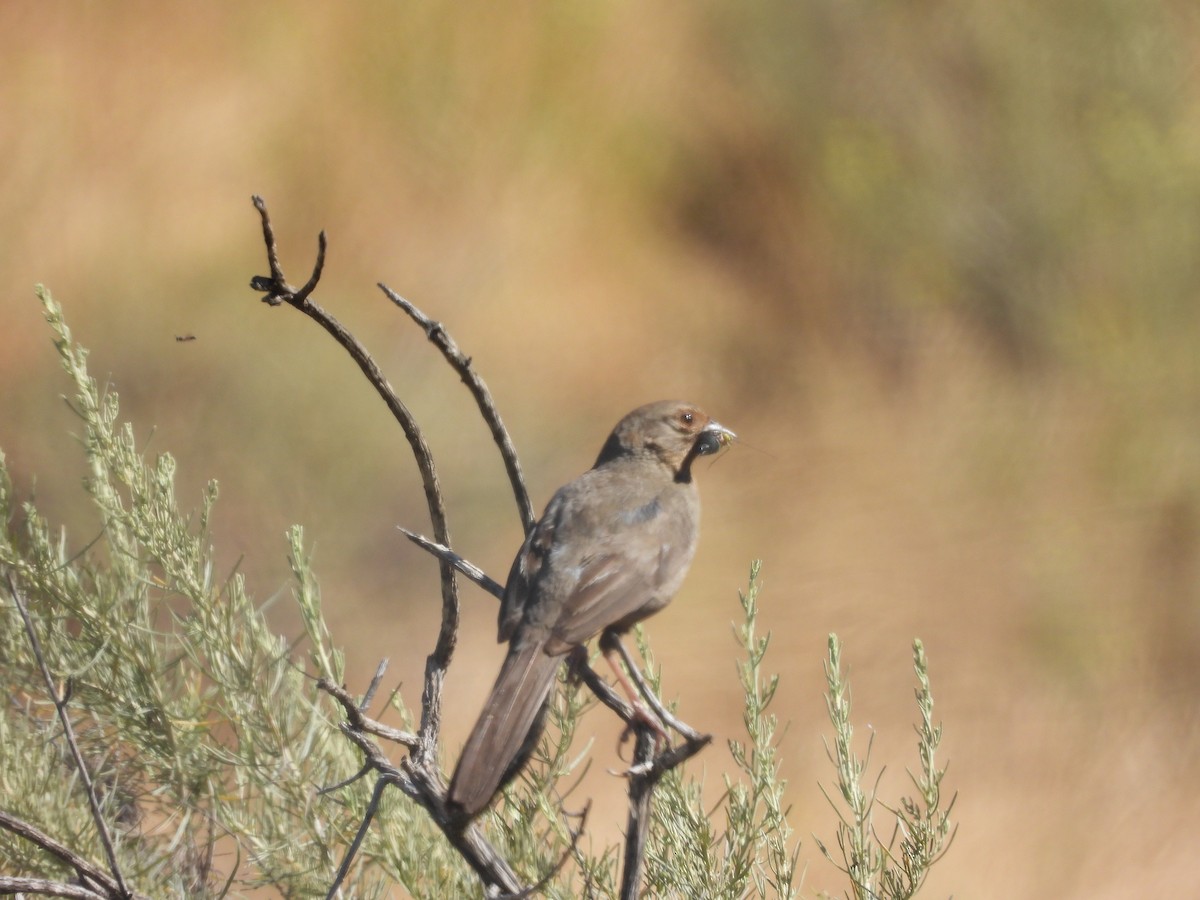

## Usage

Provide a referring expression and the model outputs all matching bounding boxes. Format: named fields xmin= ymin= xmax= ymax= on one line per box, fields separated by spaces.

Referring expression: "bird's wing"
xmin=497 ymin=504 xmax=557 ymax=643
xmin=544 ymin=548 xmax=662 ymax=651
xmin=547 ymin=497 xmax=697 ymax=651
xmin=501 ymin=470 xmax=696 ymax=652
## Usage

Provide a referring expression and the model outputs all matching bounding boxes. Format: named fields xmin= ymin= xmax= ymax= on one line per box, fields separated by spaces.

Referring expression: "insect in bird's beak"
xmin=696 ymin=421 xmax=736 ymax=456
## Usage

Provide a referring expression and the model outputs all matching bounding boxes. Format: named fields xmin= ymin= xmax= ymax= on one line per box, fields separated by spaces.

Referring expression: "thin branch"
xmin=0 ymin=809 xmax=125 ymax=898
xmin=567 ymin=653 xmax=711 ymax=764
xmin=317 ymin=679 xmax=523 ymax=895
xmin=567 ymin=652 xmax=636 ymax=721
xmin=6 ymin=571 xmax=131 ymax=899
xmin=568 ymin=651 xmax=711 ymax=900
xmin=494 ymin=801 xmax=592 ymax=900
xmin=0 ymin=876 xmax=106 ymax=899
xmin=379 ymin=283 xmax=535 ymax=533
xmin=317 ymin=762 xmax=373 ymax=797
xmin=249 ymin=196 xmax=459 ymax=761
xmin=325 ymin=775 xmax=389 ymax=900
xmin=398 ymin=528 xmax=504 ymax=599
xmin=317 ymin=678 xmax=420 ymax=749
xmin=359 ymin=657 xmax=390 ymax=712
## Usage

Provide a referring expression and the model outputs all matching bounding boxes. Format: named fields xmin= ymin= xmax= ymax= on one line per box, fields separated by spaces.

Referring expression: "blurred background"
xmin=3 ymin=2 xmax=1200 ymax=895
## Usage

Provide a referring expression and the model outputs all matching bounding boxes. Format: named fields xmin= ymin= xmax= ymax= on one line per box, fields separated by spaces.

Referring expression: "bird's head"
xmin=594 ymin=400 xmax=735 ymax=481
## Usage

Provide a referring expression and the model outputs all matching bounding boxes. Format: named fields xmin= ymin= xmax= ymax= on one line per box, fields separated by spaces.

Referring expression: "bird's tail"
xmin=448 ymin=642 xmax=562 ymax=821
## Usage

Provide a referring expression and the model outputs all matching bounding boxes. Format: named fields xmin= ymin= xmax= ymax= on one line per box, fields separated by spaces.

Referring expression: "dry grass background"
xmin=3 ymin=2 xmax=1200 ymax=896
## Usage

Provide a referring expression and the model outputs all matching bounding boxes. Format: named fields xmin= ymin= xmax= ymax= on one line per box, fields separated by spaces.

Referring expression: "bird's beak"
xmin=695 ymin=420 xmax=736 ymax=456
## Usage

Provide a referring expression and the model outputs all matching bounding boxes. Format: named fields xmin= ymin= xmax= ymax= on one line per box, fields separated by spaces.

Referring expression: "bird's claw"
xmin=615 ymin=703 xmax=670 ymax=761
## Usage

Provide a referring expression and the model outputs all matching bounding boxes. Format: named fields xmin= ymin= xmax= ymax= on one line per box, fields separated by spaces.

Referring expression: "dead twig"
xmin=0 ymin=808 xmax=144 ymax=900
xmin=398 ymin=529 xmax=504 ymax=600
xmin=317 ymin=676 xmax=420 ymax=749
xmin=379 ymin=283 xmax=535 ymax=533
xmin=324 ymin=775 xmax=390 ymax=900
xmin=603 ymin=633 xmax=708 ymax=746
xmin=0 ymin=875 xmax=106 ymax=899
xmin=316 ymin=674 xmax=524 ymax=895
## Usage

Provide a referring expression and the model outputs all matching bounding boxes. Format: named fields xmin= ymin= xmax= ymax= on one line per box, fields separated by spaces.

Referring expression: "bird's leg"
xmin=602 ymin=632 xmax=708 ymax=746
xmin=599 ymin=632 xmax=669 ymax=748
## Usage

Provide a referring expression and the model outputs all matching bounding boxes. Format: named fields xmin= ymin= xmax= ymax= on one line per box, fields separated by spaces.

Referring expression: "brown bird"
xmin=447 ymin=400 xmax=734 ymax=822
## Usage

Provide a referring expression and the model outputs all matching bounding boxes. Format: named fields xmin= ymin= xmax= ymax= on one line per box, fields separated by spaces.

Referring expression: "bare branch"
xmin=5 ymin=571 xmax=132 ymax=899
xmin=399 ymin=528 xmax=504 ymax=600
xmin=606 ymin=634 xmax=708 ymax=745
xmin=325 ymin=775 xmax=389 ymax=900
xmin=317 ymin=678 xmax=419 ymax=749
xmin=494 ymin=802 xmax=591 ymax=900
xmin=317 ymin=762 xmax=374 ymax=797
xmin=0 ymin=876 xmax=106 ymax=899
xmin=316 ymin=678 xmax=524 ymax=895
xmin=0 ymin=809 xmax=132 ymax=899
xmin=359 ymin=657 xmax=390 ymax=712
xmin=620 ymin=729 xmax=657 ymax=900
xmin=379 ymin=283 xmax=535 ymax=533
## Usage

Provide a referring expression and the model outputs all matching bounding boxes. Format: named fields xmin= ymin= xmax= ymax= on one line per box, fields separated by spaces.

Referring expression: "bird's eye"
xmin=680 ymin=412 xmax=694 ymax=425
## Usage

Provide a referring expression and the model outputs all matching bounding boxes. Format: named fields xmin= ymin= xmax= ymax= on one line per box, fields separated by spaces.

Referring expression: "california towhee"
xmin=447 ymin=400 xmax=734 ymax=822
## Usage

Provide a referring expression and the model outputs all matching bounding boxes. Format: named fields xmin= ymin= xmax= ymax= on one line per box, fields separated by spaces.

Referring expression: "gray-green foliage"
xmin=1 ymin=292 xmax=951 ymax=897
xmin=816 ymin=635 xmax=954 ymax=900
xmin=1 ymin=290 xmax=459 ymax=897
xmin=639 ymin=563 xmax=799 ymax=899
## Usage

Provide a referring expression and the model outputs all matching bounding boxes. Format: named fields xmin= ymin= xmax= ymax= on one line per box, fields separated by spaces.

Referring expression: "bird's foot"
xmin=616 ymin=701 xmax=670 ymax=758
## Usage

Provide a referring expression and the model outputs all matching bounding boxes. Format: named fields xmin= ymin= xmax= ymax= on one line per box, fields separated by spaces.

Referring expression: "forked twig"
xmin=317 ymin=677 xmax=419 ymax=749
xmin=604 ymin=633 xmax=708 ymax=745
xmin=250 ymin=195 xmax=459 ymax=764
xmin=317 ymin=676 xmax=523 ymax=894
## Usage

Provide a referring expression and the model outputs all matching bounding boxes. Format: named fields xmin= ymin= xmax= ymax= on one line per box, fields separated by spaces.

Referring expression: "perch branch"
xmin=568 ymin=652 xmax=711 ymax=900
xmin=604 ymin=633 xmax=709 ymax=745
